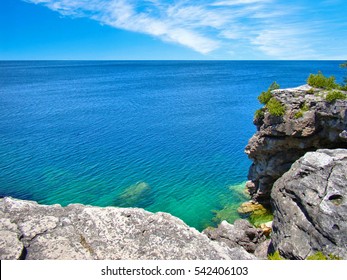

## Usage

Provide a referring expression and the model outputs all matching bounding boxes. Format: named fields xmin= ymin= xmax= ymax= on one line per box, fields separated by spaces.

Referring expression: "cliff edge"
xmin=245 ymin=85 xmax=347 ymax=204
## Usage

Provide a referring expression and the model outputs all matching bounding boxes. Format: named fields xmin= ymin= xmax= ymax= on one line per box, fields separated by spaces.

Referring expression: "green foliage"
xmin=307 ymin=71 xmax=339 ymax=89
xmin=306 ymin=252 xmax=341 ymax=260
xmin=294 ymin=103 xmax=310 ymax=119
xmin=294 ymin=111 xmax=303 ymax=119
xmin=306 ymin=88 xmax=315 ymax=94
xmin=257 ymin=81 xmax=280 ymax=105
xmin=325 ymin=90 xmax=346 ymax=103
xmin=254 ymin=108 xmax=265 ymax=119
xmin=269 ymin=81 xmax=280 ymax=91
xmin=341 ymin=82 xmax=347 ymax=91
xmin=340 ymin=62 xmax=347 ymax=68
xmin=301 ymin=103 xmax=309 ymax=111
xmin=258 ymin=90 xmax=273 ymax=105
xmin=268 ymin=251 xmax=284 ymax=260
xmin=307 ymin=251 xmax=327 ymax=260
xmin=266 ymin=98 xmax=285 ymax=116
xmin=327 ymin=254 xmax=342 ymax=260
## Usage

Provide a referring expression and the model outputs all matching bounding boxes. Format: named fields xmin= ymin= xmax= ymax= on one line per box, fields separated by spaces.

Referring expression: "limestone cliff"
xmin=0 ymin=197 xmax=255 ymax=260
xmin=245 ymin=85 xmax=347 ymax=204
xmin=271 ymin=149 xmax=347 ymax=259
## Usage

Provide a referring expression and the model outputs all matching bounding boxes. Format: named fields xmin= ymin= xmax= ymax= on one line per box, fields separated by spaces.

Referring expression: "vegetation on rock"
xmin=254 ymin=108 xmax=265 ymax=119
xmin=255 ymin=82 xmax=284 ymax=118
xmin=306 ymin=88 xmax=315 ymax=94
xmin=268 ymin=251 xmax=284 ymax=260
xmin=257 ymin=81 xmax=280 ymax=105
xmin=294 ymin=103 xmax=309 ymax=119
xmin=307 ymin=71 xmax=339 ymax=89
xmin=266 ymin=98 xmax=285 ymax=116
xmin=306 ymin=252 xmax=342 ymax=260
xmin=325 ymin=90 xmax=346 ymax=103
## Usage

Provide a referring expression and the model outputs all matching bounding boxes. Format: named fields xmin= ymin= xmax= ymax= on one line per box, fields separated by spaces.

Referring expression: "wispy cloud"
xmin=24 ymin=0 xmax=347 ymax=59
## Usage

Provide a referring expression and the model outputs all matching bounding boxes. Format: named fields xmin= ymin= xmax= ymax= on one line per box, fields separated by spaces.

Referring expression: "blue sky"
xmin=1 ymin=0 xmax=347 ymax=60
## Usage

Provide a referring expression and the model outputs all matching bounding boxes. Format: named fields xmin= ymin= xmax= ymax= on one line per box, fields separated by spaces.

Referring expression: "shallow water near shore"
xmin=0 ymin=61 xmax=345 ymax=230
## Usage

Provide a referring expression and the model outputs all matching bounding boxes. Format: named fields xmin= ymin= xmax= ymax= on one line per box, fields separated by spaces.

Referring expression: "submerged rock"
xmin=237 ymin=201 xmax=273 ymax=227
xmin=115 ymin=181 xmax=151 ymax=207
xmin=271 ymin=149 xmax=347 ymax=259
xmin=245 ymin=85 xmax=347 ymax=204
xmin=0 ymin=197 xmax=255 ymax=260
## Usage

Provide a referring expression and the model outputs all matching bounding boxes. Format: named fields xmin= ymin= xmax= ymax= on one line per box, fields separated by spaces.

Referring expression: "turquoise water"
xmin=0 ymin=61 xmax=345 ymax=230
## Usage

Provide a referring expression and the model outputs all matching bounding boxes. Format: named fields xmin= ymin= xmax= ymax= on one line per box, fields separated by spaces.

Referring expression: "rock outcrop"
xmin=245 ymin=85 xmax=347 ymax=204
xmin=271 ymin=149 xmax=347 ymax=259
xmin=0 ymin=197 xmax=255 ymax=260
xmin=203 ymin=219 xmax=270 ymax=259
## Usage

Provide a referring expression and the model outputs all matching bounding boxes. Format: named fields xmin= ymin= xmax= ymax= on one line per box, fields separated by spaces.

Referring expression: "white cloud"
xmin=251 ymin=27 xmax=316 ymax=59
xmin=211 ymin=0 xmax=272 ymax=6
xmin=24 ymin=0 xmax=347 ymax=59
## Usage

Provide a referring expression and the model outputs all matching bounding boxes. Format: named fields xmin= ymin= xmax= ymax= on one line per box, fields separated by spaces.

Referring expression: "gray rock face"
xmin=203 ymin=219 xmax=268 ymax=259
xmin=271 ymin=149 xmax=347 ymax=259
xmin=0 ymin=197 xmax=255 ymax=260
xmin=245 ymin=85 xmax=347 ymax=204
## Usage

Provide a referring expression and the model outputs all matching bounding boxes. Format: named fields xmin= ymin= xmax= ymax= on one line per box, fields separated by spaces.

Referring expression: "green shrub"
xmin=306 ymin=252 xmax=341 ymax=260
xmin=306 ymin=251 xmax=327 ymax=260
xmin=294 ymin=111 xmax=303 ymax=119
xmin=301 ymin=103 xmax=309 ymax=111
xmin=268 ymin=251 xmax=284 ymax=260
xmin=306 ymin=88 xmax=315 ymax=94
xmin=307 ymin=71 xmax=338 ymax=89
xmin=328 ymin=254 xmax=342 ymax=260
xmin=257 ymin=82 xmax=280 ymax=105
xmin=254 ymin=108 xmax=265 ymax=119
xmin=258 ymin=90 xmax=272 ymax=105
xmin=266 ymin=98 xmax=285 ymax=116
xmin=325 ymin=90 xmax=346 ymax=102
xmin=294 ymin=102 xmax=310 ymax=119
xmin=268 ymin=81 xmax=280 ymax=91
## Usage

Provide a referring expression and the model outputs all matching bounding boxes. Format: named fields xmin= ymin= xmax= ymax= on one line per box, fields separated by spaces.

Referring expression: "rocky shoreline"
xmin=245 ymin=85 xmax=347 ymax=205
xmin=1 ymin=84 xmax=346 ymax=260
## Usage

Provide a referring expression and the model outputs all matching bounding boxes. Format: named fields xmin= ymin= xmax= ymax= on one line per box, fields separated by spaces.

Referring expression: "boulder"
xmin=271 ymin=149 xmax=347 ymax=259
xmin=203 ymin=219 xmax=266 ymax=255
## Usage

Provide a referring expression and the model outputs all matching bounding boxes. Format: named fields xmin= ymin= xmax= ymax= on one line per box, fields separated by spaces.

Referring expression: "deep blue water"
xmin=0 ymin=60 xmax=345 ymax=230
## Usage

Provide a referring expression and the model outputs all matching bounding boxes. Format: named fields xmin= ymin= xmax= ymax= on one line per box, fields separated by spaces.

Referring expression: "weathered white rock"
xmin=0 ymin=197 xmax=255 ymax=260
xmin=0 ymin=218 xmax=24 ymax=260
xmin=271 ymin=149 xmax=347 ymax=259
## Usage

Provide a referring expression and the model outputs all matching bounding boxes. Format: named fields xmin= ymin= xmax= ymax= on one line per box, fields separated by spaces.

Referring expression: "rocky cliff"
xmin=0 ymin=197 xmax=255 ymax=260
xmin=271 ymin=149 xmax=347 ymax=259
xmin=245 ymin=85 xmax=347 ymax=204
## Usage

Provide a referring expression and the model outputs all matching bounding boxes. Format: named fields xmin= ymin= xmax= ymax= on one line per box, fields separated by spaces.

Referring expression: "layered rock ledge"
xmin=0 ymin=197 xmax=255 ymax=260
xmin=245 ymin=85 xmax=347 ymax=204
xmin=271 ymin=149 xmax=347 ymax=259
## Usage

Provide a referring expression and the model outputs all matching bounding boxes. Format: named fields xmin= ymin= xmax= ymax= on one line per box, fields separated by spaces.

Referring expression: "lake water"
xmin=0 ymin=60 xmax=345 ymax=230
